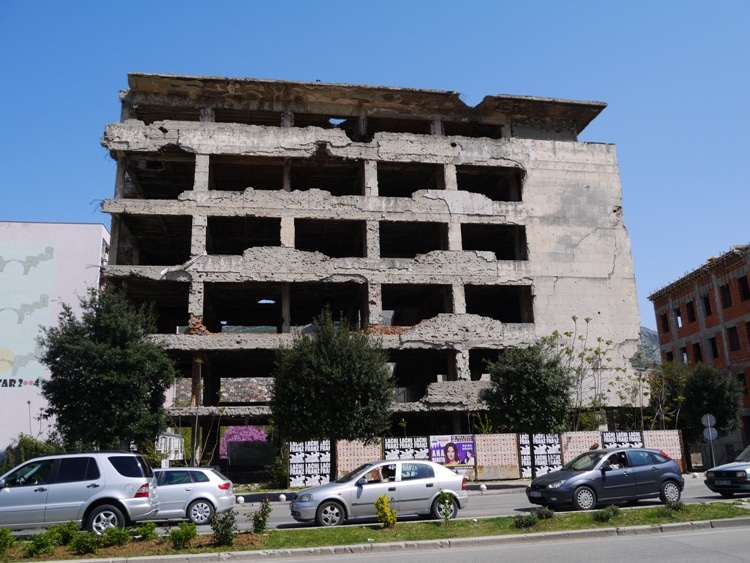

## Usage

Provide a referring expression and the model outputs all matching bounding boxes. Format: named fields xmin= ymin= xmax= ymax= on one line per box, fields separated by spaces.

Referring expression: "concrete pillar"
xmin=443 ymin=164 xmax=457 ymax=191
xmin=188 ymin=281 xmax=204 ymax=320
xmin=368 ymin=282 xmax=382 ymax=326
xmin=431 ymin=119 xmax=444 ymax=136
xmin=365 ymin=220 xmax=380 ymax=259
xmin=447 ymin=220 xmax=462 ymax=251
xmin=194 ymin=154 xmax=210 ymax=192
xmin=452 ymin=283 xmax=466 ymax=314
xmin=283 ymin=158 xmax=292 ymax=192
xmin=455 ymin=349 xmax=471 ymax=381
xmin=200 ymin=108 xmax=215 ymax=123
xmin=191 ymin=215 xmax=207 ymax=257
xmin=364 ymin=160 xmax=378 ymax=196
xmin=281 ymin=283 xmax=291 ymax=333
xmin=280 ymin=217 xmax=295 ymax=248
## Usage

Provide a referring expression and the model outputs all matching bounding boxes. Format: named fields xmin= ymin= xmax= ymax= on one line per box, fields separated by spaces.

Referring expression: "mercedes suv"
xmin=0 ymin=451 xmax=158 ymax=533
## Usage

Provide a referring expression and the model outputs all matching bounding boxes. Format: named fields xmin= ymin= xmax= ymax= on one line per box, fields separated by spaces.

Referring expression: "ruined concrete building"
xmin=101 ymin=73 xmax=640 ymax=437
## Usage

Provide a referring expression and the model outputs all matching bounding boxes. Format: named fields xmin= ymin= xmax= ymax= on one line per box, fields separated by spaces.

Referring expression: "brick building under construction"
xmin=101 ymin=73 xmax=640 ymax=445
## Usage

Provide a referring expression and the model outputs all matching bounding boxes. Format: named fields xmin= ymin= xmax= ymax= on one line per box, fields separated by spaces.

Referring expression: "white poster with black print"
xmin=519 ymin=433 xmax=562 ymax=478
xmin=288 ymin=440 xmax=331 ymax=487
xmin=602 ymin=431 xmax=643 ymax=449
xmin=384 ymin=436 xmax=430 ymax=460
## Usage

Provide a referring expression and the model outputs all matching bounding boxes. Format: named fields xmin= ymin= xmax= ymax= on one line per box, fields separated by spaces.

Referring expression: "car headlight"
xmin=734 ymin=471 xmax=748 ymax=478
xmin=705 ymin=471 xmax=714 ymax=478
xmin=546 ymin=480 xmax=564 ymax=489
xmin=297 ymin=494 xmax=313 ymax=502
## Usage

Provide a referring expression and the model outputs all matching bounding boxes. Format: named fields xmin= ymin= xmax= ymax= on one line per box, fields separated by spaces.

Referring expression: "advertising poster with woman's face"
xmin=429 ymin=435 xmax=475 ymax=470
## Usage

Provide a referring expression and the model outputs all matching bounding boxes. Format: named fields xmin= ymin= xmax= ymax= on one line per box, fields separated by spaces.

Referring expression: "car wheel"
xmin=572 ymin=486 xmax=597 ymax=511
xmin=316 ymin=500 xmax=345 ymax=526
xmin=431 ymin=496 xmax=458 ymax=520
xmin=86 ymin=504 xmax=125 ymax=534
xmin=720 ymin=491 xmax=734 ymax=498
xmin=659 ymin=480 xmax=681 ymax=503
xmin=188 ymin=499 xmax=215 ymax=525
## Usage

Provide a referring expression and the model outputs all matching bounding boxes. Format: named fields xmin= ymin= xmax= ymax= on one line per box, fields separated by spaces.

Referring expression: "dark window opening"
xmin=295 ymin=219 xmax=365 ymax=258
xmin=720 ymin=284 xmax=733 ymax=308
xmin=388 ymin=349 xmax=454 ymax=401
xmin=680 ymin=347 xmax=688 ymax=363
xmin=665 ymin=351 xmax=674 ymax=362
xmin=289 ymin=282 xmax=368 ymax=327
xmin=381 ymin=284 xmax=452 ymax=326
xmin=123 ymin=149 xmax=196 ymax=200
xmin=207 ymin=217 xmax=281 ymax=255
xmin=702 ymin=294 xmax=712 ymax=316
xmin=469 ymin=349 xmax=500 ymax=381
xmin=111 ymin=278 xmax=189 ymax=334
xmin=674 ymin=307 xmax=683 ymax=329
xmin=465 ymin=285 xmax=534 ymax=323
xmin=210 ymin=155 xmax=284 ymax=191
xmin=456 ymin=165 xmax=524 ymax=202
xmin=289 ymin=155 xmax=363 ymax=196
xmin=379 ymin=221 xmax=447 ymax=258
xmin=130 ymin=105 xmax=201 ymax=124
xmin=170 ymin=350 xmax=276 ymax=394
xmin=660 ymin=313 xmax=670 ymax=333
xmin=692 ymin=342 xmax=702 ymax=363
xmin=738 ymin=275 xmax=750 ymax=301
xmin=292 ymin=113 xmax=367 ymax=142
xmin=213 ymin=109 xmax=282 ymax=126
xmin=738 ymin=373 xmax=748 ymax=396
xmin=377 ymin=162 xmax=441 ymax=197
xmin=728 ymin=326 xmax=741 ymax=351
xmin=461 ymin=224 xmax=528 ymax=260
xmin=367 ymin=116 xmax=432 ymax=136
xmin=115 ymin=214 xmax=192 ymax=266
xmin=686 ymin=301 xmax=696 ymax=323
xmin=444 ymin=121 xmax=504 ymax=139
xmin=746 ymin=322 xmax=750 ymax=344
xmin=709 ymin=337 xmax=719 ymax=360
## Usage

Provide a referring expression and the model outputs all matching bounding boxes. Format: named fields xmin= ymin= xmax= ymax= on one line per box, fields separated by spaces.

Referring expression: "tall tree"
xmin=479 ymin=343 xmax=573 ymax=434
xmin=271 ymin=309 xmax=394 ymax=480
xmin=37 ymin=285 xmax=176 ymax=450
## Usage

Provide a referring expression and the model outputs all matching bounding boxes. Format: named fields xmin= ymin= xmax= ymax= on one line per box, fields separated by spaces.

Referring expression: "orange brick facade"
xmin=649 ymin=245 xmax=750 ymax=445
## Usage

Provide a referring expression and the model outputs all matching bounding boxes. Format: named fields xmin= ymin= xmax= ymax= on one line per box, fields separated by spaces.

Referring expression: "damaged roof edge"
xmin=125 ymin=72 xmax=607 ymax=134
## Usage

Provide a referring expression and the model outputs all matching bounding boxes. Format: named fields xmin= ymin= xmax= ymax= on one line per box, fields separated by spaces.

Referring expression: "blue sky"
xmin=1 ymin=1 xmax=748 ymax=330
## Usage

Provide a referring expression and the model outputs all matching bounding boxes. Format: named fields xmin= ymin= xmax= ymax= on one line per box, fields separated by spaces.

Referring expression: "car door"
xmin=598 ymin=452 xmax=637 ymax=502
xmin=0 ymin=459 xmax=54 ymax=528
xmin=626 ymin=450 xmax=663 ymax=498
xmin=156 ymin=470 xmax=193 ymax=518
xmin=44 ymin=456 xmax=102 ymax=525
xmin=397 ymin=462 xmax=437 ymax=515
xmin=349 ymin=464 xmax=398 ymax=518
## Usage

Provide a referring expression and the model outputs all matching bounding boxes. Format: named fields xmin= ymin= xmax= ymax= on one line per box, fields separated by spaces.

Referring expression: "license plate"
xmin=715 ymin=480 xmax=731 ymax=486
xmin=529 ymin=490 xmax=542 ymax=498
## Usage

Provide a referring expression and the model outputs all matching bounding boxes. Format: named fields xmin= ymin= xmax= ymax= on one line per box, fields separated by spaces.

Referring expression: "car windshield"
xmin=734 ymin=446 xmax=750 ymax=462
xmin=336 ymin=463 xmax=377 ymax=483
xmin=562 ymin=452 xmax=605 ymax=471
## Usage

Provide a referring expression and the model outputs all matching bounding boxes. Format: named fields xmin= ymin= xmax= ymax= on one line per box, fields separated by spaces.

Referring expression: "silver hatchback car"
xmin=151 ymin=467 xmax=235 ymax=524
xmin=290 ymin=460 xmax=469 ymax=526
xmin=0 ymin=451 xmax=158 ymax=533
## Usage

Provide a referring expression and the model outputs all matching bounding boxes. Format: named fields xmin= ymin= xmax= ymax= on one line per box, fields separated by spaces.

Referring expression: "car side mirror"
xmin=356 ymin=477 xmax=367 ymax=487
xmin=601 ymin=462 xmax=612 ymax=471
xmin=0 ymin=478 xmax=6 ymax=488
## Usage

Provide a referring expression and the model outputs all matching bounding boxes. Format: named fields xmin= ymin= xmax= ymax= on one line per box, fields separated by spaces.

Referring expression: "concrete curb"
xmin=39 ymin=517 xmax=750 ymax=563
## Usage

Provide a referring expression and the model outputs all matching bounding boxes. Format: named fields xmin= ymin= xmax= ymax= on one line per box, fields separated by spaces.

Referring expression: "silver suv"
xmin=0 ymin=451 xmax=158 ymax=533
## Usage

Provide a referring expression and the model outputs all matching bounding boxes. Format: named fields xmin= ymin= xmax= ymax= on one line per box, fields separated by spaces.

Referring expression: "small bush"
xmin=533 ymin=506 xmax=555 ymax=520
xmin=655 ymin=505 xmax=674 ymax=518
xmin=168 ymin=521 xmax=197 ymax=550
xmin=592 ymin=505 xmax=621 ymax=523
xmin=374 ymin=494 xmax=397 ymax=528
xmin=23 ymin=532 xmax=56 ymax=557
xmin=101 ymin=526 xmax=131 ymax=547
xmin=666 ymin=500 xmax=685 ymax=511
xmin=252 ymin=497 xmax=273 ymax=533
xmin=513 ymin=513 xmax=538 ymax=529
xmin=435 ymin=490 xmax=454 ymax=524
xmin=69 ymin=532 xmax=102 ymax=555
xmin=47 ymin=521 xmax=80 ymax=546
xmin=211 ymin=509 xmax=238 ymax=546
xmin=132 ymin=521 xmax=158 ymax=541
xmin=0 ymin=528 xmax=16 ymax=554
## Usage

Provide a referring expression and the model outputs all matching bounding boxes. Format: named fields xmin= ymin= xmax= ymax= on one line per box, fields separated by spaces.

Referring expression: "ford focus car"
xmin=704 ymin=445 xmax=750 ymax=498
xmin=526 ymin=448 xmax=683 ymax=510
xmin=290 ymin=460 xmax=468 ymax=526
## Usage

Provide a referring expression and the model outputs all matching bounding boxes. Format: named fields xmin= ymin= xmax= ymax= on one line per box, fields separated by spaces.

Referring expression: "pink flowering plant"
xmin=219 ymin=426 xmax=268 ymax=459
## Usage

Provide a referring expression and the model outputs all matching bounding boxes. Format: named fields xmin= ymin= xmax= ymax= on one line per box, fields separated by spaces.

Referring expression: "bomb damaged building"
xmin=101 ymin=73 xmax=640 ymax=441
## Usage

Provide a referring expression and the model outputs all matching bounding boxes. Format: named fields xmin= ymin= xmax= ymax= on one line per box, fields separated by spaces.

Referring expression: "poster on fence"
xmin=384 ymin=436 xmax=430 ymax=460
xmin=288 ymin=440 xmax=331 ymax=487
xmin=519 ymin=433 xmax=562 ymax=478
xmin=602 ymin=431 xmax=643 ymax=449
xmin=429 ymin=434 xmax=475 ymax=473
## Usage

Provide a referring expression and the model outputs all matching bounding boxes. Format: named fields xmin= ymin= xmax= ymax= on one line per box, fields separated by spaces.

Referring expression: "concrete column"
xmin=200 ymin=108 xmax=215 ymax=122
xmin=368 ymin=281 xmax=382 ymax=326
xmin=454 ymin=349 xmax=471 ymax=381
xmin=191 ymin=215 xmax=207 ymax=256
xmin=283 ymin=158 xmax=292 ymax=192
xmin=452 ymin=283 xmax=466 ymax=314
xmin=431 ymin=119 xmax=444 ymax=136
xmin=363 ymin=160 xmax=378 ymax=196
xmin=281 ymin=283 xmax=291 ymax=333
xmin=194 ymin=154 xmax=210 ymax=192
xmin=188 ymin=281 xmax=204 ymax=320
xmin=365 ymin=220 xmax=380 ymax=259
xmin=447 ymin=219 xmax=462 ymax=251
xmin=443 ymin=164 xmax=457 ymax=191
xmin=280 ymin=217 xmax=295 ymax=248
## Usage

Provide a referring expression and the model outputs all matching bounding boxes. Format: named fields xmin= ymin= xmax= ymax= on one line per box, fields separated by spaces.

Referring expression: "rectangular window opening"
xmin=686 ymin=301 xmax=696 ymax=323
xmin=702 ymin=294 xmax=712 ymax=316
xmin=728 ymin=326 xmax=741 ymax=351
xmin=674 ymin=307 xmax=683 ymax=329
xmin=738 ymin=275 xmax=750 ymax=301
xmin=720 ymin=284 xmax=733 ymax=308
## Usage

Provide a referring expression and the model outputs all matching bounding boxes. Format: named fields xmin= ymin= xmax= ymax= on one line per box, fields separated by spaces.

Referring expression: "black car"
xmin=704 ymin=445 xmax=750 ymax=497
xmin=526 ymin=448 xmax=684 ymax=510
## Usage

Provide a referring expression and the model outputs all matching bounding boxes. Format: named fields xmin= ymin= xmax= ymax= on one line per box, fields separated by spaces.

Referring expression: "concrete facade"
xmin=101 ymin=73 xmax=640 ymax=436
xmin=0 ymin=222 xmax=109 ymax=451
xmin=649 ymin=245 xmax=750 ymax=452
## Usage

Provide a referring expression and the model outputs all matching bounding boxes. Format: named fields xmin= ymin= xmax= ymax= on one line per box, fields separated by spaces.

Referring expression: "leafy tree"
xmin=1 ymin=434 xmax=63 ymax=473
xmin=271 ymin=309 xmax=394 ymax=480
xmin=676 ymin=364 xmax=742 ymax=444
xmin=37 ymin=285 xmax=176 ymax=450
xmin=647 ymin=361 xmax=690 ymax=430
xmin=479 ymin=342 xmax=573 ymax=434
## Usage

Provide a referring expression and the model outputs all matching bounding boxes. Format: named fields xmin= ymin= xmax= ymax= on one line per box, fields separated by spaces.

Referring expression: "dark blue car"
xmin=526 ymin=448 xmax=684 ymax=510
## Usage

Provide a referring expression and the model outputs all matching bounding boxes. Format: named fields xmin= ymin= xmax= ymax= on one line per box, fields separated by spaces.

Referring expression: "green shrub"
xmin=69 ymin=531 xmax=102 ymax=555
xmin=252 ymin=497 xmax=273 ymax=533
xmin=374 ymin=494 xmax=397 ymax=528
xmin=513 ymin=513 xmax=538 ymax=529
xmin=655 ymin=505 xmax=674 ymax=518
xmin=533 ymin=506 xmax=555 ymax=520
xmin=132 ymin=521 xmax=158 ymax=541
xmin=23 ymin=532 xmax=56 ymax=557
xmin=168 ymin=522 xmax=197 ymax=550
xmin=435 ymin=490 xmax=454 ymax=524
xmin=0 ymin=528 xmax=16 ymax=554
xmin=101 ymin=526 xmax=131 ymax=547
xmin=666 ymin=500 xmax=685 ymax=511
xmin=211 ymin=510 xmax=238 ymax=546
xmin=592 ymin=505 xmax=620 ymax=523
xmin=47 ymin=521 xmax=81 ymax=546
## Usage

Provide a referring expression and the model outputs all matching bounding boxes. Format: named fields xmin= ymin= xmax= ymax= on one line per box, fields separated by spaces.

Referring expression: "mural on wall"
xmin=0 ymin=243 xmax=54 ymax=391
xmin=384 ymin=436 xmax=429 ymax=460
xmin=288 ymin=439 xmax=331 ymax=487
xmin=519 ymin=433 xmax=562 ymax=478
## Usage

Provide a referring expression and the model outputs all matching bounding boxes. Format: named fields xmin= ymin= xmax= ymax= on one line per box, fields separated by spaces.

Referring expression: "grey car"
xmin=290 ymin=459 xmax=469 ymax=526
xmin=151 ymin=467 xmax=235 ymax=524
xmin=0 ymin=451 xmax=158 ymax=533
xmin=704 ymin=445 xmax=750 ymax=497
xmin=526 ymin=448 xmax=684 ymax=510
